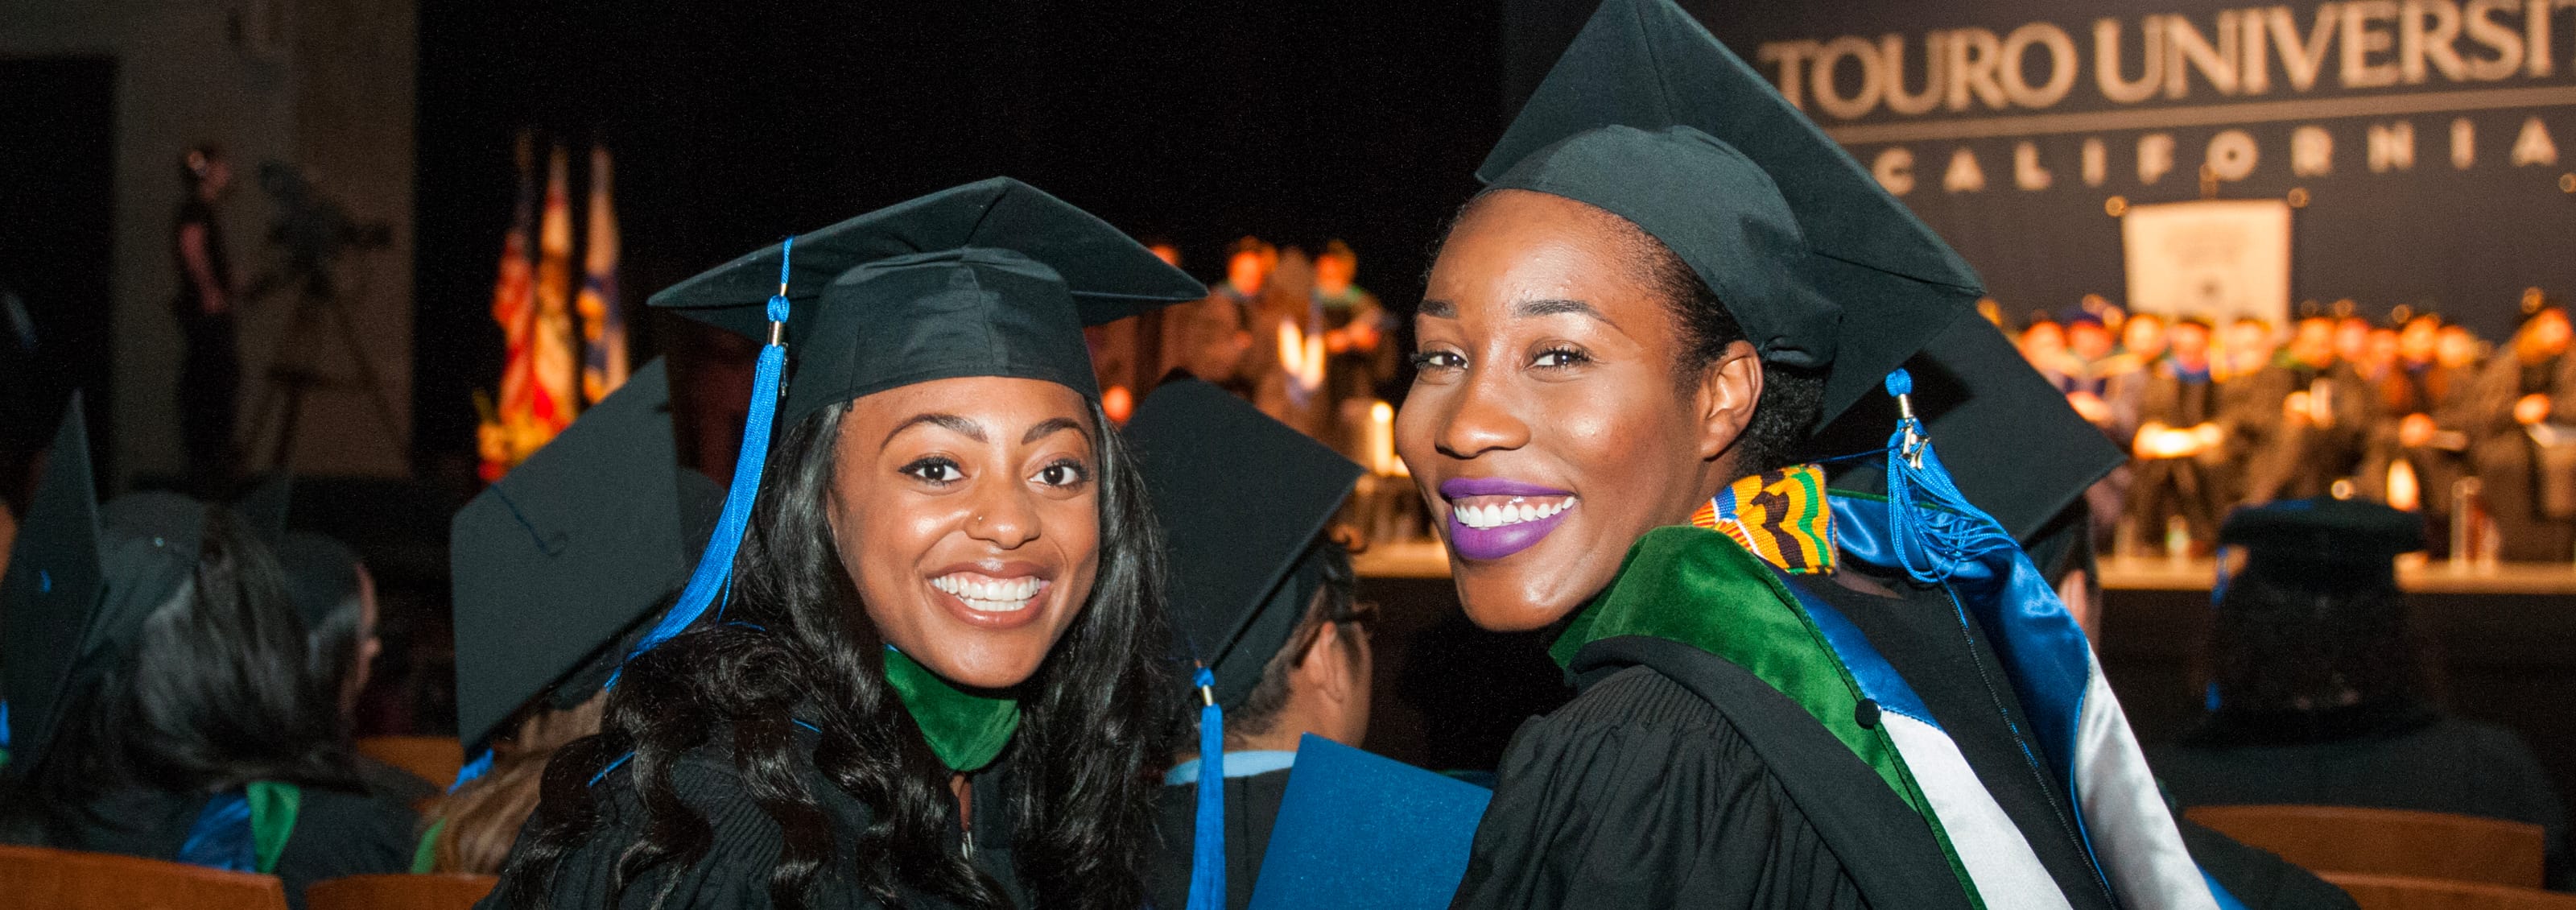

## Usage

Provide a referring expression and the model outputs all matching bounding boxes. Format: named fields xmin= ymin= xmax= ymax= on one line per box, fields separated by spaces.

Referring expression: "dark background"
xmin=412 ymin=0 xmax=1507 ymax=469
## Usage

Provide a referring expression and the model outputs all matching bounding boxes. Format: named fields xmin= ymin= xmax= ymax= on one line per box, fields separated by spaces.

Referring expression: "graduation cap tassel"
xmin=1881 ymin=370 xmax=2017 ymax=585
xmin=449 ymin=747 xmax=494 ymax=792
xmin=1187 ymin=665 xmax=1225 ymax=910
xmin=622 ymin=236 xmax=798 ymax=672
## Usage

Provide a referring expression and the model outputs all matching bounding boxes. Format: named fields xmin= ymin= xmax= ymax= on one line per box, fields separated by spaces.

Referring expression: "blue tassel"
xmin=448 ymin=747 xmax=494 ymax=792
xmin=1188 ymin=665 xmax=1225 ymax=910
xmin=621 ymin=237 xmax=798 ymax=676
xmin=1881 ymin=370 xmax=2018 ymax=585
xmin=177 ymin=791 xmax=255 ymax=872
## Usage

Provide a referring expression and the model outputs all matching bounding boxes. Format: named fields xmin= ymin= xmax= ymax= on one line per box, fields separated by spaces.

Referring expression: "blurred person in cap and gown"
xmin=0 ymin=408 xmax=415 ymax=908
xmin=274 ymin=531 xmax=437 ymax=805
xmin=420 ymin=359 xmax=720 ymax=875
xmin=2461 ymin=292 xmax=2576 ymax=561
xmin=2124 ymin=316 xmax=2232 ymax=552
xmin=175 ymin=143 xmax=246 ymax=492
xmin=1125 ymin=378 xmax=1369 ymax=910
xmin=1315 ymin=240 xmax=1400 ymax=457
xmin=2364 ymin=310 xmax=2475 ymax=552
xmin=2149 ymin=496 xmax=2569 ymax=890
xmin=1162 ymin=238 xmax=1272 ymax=399
xmin=2238 ymin=309 xmax=2380 ymax=503
xmin=2219 ymin=316 xmax=2280 ymax=382
xmin=1396 ymin=2 xmax=2289 ymax=906
xmin=482 ymin=179 xmax=1203 ymax=910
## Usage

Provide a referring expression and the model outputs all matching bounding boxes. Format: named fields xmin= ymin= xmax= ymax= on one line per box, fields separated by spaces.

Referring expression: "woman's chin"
xmin=1454 ymin=573 xmax=1591 ymax=633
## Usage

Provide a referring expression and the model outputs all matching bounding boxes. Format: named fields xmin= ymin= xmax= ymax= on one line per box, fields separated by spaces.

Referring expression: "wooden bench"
xmin=307 ymin=873 xmax=499 ymax=910
xmin=2187 ymin=805 xmax=2547 ymax=888
xmin=0 ymin=843 xmax=287 ymax=910
xmin=2324 ymin=871 xmax=2576 ymax=910
xmin=354 ymin=734 xmax=465 ymax=791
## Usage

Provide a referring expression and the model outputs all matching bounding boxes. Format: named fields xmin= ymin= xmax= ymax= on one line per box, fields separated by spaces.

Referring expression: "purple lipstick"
xmin=1438 ymin=478 xmax=1578 ymax=561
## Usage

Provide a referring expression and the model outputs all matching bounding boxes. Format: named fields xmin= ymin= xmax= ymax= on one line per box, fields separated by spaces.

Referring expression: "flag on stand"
xmin=530 ymin=143 xmax=580 ymax=434
xmin=577 ymin=144 xmax=627 ymax=404
xmin=479 ymin=132 xmax=540 ymax=482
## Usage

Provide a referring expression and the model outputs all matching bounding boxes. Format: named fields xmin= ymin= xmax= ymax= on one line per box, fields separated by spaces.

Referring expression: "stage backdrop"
xmin=1501 ymin=0 xmax=2576 ymax=340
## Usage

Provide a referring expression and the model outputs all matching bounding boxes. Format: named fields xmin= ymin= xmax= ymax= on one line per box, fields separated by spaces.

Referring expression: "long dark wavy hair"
xmin=0 ymin=504 xmax=360 ymax=846
xmin=504 ymin=399 xmax=1174 ymax=910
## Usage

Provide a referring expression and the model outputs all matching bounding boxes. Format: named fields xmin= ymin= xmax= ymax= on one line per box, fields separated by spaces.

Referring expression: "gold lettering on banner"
xmin=2295 ymin=123 xmax=2340 ymax=172
xmin=1946 ymin=147 xmax=1990 ymax=190
xmin=1875 ymin=147 xmax=1919 ymax=193
xmin=1760 ymin=39 xmax=1822 ymax=109
xmin=2371 ymin=119 xmax=2420 ymax=168
xmin=2528 ymin=0 xmax=2553 ymax=77
xmin=2346 ymin=1 xmax=2405 ymax=87
xmin=1950 ymin=27 xmax=2011 ymax=110
xmin=2169 ymin=11 xmax=2244 ymax=96
xmin=1814 ymin=35 xmax=1887 ymax=118
xmin=2099 ymin=16 xmax=2169 ymax=101
xmin=2514 ymin=114 xmax=2562 ymax=163
xmin=2209 ymin=128 xmax=2264 ymax=176
xmin=2085 ymin=136 xmax=2111 ymax=184
xmin=2463 ymin=0 xmax=2529 ymax=78
xmin=1885 ymin=32 xmax=1948 ymax=114
xmin=2141 ymin=131 xmax=2181 ymax=182
xmin=2003 ymin=23 xmax=2082 ymax=106
xmin=2268 ymin=4 xmax=2345 ymax=91
xmin=2454 ymin=115 xmax=2480 ymax=164
xmin=2017 ymin=140 xmax=2058 ymax=188
xmin=2405 ymin=0 xmax=2471 ymax=82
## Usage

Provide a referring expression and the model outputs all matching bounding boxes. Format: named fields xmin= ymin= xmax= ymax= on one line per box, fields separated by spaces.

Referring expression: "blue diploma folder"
xmin=1246 ymin=734 xmax=1493 ymax=910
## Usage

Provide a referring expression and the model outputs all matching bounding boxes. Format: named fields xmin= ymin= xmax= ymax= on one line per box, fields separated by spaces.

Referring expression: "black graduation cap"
xmin=449 ymin=358 xmax=712 ymax=750
xmin=2219 ymin=496 xmax=2425 ymax=588
xmin=1476 ymin=0 xmax=1984 ymax=426
xmin=630 ymin=178 xmax=1203 ymax=660
xmin=1124 ymin=379 xmax=1364 ymax=707
xmin=235 ymin=471 xmax=293 ymax=545
xmin=275 ymin=532 xmax=361 ymax=631
xmin=0 ymin=396 xmax=101 ymax=768
xmin=648 ymin=176 xmax=1206 ymax=423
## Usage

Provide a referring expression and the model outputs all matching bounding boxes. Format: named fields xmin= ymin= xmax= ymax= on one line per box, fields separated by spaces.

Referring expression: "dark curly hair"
xmin=502 ymin=399 xmax=1174 ymax=910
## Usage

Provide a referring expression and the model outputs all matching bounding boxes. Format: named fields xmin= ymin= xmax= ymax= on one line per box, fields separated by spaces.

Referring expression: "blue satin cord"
xmin=1187 ymin=666 xmax=1225 ymax=910
xmin=1880 ymin=370 xmax=2019 ymax=585
xmin=2203 ymin=868 xmax=2251 ymax=910
xmin=449 ymin=747 xmax=494 ymax=792
xmin=621 ymin=236 xmax=797 ymax=680
xmin=1 ymin=700 xmax=11 ymax=749
xmin=177 ymin=791 xmax=255 ymax=872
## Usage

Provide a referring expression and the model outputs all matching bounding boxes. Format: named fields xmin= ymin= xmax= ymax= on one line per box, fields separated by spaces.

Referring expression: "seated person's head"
xmin=1208 ymin=542 xmax=1372 ymax=753
xmin=274 ymin=532 xmax=380 ymax=728
xmin=2208 ymin=498 xmax=2429 ymax=718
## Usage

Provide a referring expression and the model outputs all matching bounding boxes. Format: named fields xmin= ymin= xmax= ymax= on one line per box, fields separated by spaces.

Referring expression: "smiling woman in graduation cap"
xmin=485 ymin=179 xmax=1203 ymax=910
xmin=1398 ymin=2 xmax=2241 ymax=908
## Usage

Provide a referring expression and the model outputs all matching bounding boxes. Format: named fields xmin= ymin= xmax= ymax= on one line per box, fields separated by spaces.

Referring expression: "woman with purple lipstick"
xmin=1400 ymin=2 xmax=2322 ymax=909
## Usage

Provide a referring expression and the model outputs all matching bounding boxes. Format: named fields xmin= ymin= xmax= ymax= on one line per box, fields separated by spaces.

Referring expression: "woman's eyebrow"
xmin=1419 ymin=298 xmax=1457 ymax=318
xmin=883 ymin=412 xmax=985 ymax=448
xmin=1022 ymin=416 xmax=1088 ymax=445
xmin=1513 ymin=298 xmax=1609 ymax=324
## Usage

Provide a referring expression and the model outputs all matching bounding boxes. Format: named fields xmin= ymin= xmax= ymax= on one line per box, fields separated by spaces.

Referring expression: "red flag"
xmin=530 ymin=143 xmax=579 ymax=432
xmin=577 ymin=144 xmax=627 ymax=403
xmin=480 ymin=133 xmax=539 ymax=482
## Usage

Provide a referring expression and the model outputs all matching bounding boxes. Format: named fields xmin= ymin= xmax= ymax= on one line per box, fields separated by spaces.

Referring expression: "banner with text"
xmin=1504 ymin=0 xmax=2576 ymax=338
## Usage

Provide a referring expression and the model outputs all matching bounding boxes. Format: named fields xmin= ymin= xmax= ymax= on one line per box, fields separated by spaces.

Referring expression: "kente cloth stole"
xmin=1690 ymin=465 xmax=1837 ymax=575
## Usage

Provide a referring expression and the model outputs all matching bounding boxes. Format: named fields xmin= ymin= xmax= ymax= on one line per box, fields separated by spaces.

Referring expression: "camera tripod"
xmin=242 ymin=254 xmax=408 ymax=473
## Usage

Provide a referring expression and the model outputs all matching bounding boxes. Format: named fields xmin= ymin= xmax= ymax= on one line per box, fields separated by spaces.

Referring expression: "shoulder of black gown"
xmin=1146 ymin=770 xmax=1293 ymax=910
xmin=1451 ymin=635 xmax=1968 ymax=910
xmin=353 ymin=753 xmax=441 ymax=805
xmin=2175 ymin=819 xmax=2359 ymax=910
xmin=478 ymin=736 xmax=885 ymax=910
xmin=275 ymin=784 xmax=420 ymax=908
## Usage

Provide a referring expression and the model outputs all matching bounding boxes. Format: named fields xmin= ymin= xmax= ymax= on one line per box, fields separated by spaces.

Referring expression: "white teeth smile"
xmin=931 ymin=574 xmax=1046 ymax=613
xmin=1452 ymin=498 xmax=1575 ymax=530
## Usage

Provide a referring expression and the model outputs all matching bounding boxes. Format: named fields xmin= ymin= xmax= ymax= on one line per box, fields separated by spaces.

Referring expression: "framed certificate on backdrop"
xmin=2121 ymin=200 xmax=2292 ymax=326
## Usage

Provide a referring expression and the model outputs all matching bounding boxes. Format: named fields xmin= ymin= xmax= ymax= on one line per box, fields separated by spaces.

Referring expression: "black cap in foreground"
xmin=646 ymin=176 xmax=1205 ymax=425
xmin=449 ymin=359 xmax=716 ymax=749
xmin=1477 ymin=0 xmax=1984 ymax=426
xmin=2220 ymin=497 xmax=2425 ymax=588
xmin=0 ymin=397 xmax=102 ymax=771
xmin=1124 ymin=379 xmax=1364 ymax=707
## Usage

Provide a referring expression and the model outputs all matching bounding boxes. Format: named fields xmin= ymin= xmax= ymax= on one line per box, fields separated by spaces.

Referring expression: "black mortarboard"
xmin=1478 ymin=0 xmax=1984 ymax=424
xmin=1125 ymin=379 xmax=1364 ymax=707
xmin=648 ymin=176 xmax=1206 ymax=423
xmin=236 ymin=471 xmax=293 ymax=545
xmin=2219 ymin=497 xmax=2425 ymax=588
xmin=0 ymin=397 xmax=101 ymax=768
xmin=275 ymin=532 xmax=362 ymax=630
xmin=630 ymin=178 xmax=1202 ymax=660
xmin=449 ymin=358 xmax=710 ymax=751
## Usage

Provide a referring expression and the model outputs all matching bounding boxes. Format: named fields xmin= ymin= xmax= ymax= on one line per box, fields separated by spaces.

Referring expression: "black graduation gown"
xmin=478 ymin=729 xmax=1030 ymax=910
xmin=353 ymin=753 xmax=440 ymax=806
xmin=1146 ymin=769 xmax=1290 ymax=910
xmin=65 ymin=783 xmax=416 ymax=910
xmin=2150 ymin=704 xmax=2573 ymax=891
